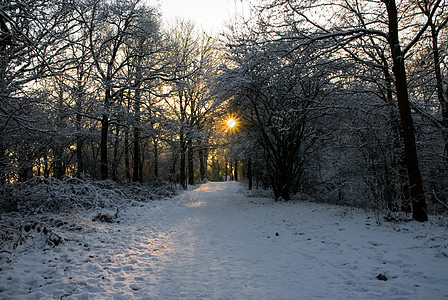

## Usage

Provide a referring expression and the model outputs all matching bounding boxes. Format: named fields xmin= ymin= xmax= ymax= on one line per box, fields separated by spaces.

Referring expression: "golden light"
xmin=226 ymin=118 xmax=236 ymax=128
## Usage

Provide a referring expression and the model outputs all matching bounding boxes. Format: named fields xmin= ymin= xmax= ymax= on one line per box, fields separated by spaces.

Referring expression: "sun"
xmin=226 ymin=118 xmax=236 ymax=128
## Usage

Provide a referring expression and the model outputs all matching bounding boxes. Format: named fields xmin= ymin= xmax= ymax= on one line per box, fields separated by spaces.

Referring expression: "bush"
xmin=0 ymin=176 xmax=176 ymax=251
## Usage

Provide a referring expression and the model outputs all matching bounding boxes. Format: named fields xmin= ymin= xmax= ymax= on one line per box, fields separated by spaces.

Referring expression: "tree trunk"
xmin=124 ymin=126 xmax=131 ymax=181
xmin=198 ymin=145 xmax=206 ymax=182
xmin=188 ymin=140 xmax=194 ymax=185
xmin=133 ymin=127 xmax=141 ymax=182
xmin=382 ymin=0 xmax=428 ymax=221
xmin=429 ymin=22 xmax=448 ymax=163
xmin=112 ymin=125 xmax=120 ymax=181
xmin=54 ymin=90 xmax=65 ymax=179
xmin=100 ymin=87 xmax=112 ymax=180
xmin=234 ymin=160 xmax=239 ymax=181
xmin=133 ymin=88 xmax=142 ymax=182
xmin=74 ymin=74 xmax=85 ymax=178
xmin=204 ymin=148 xmax=208 ymax=181
xmin=179 ymin=91 xmax=187 ymax=189
xmin=180 ymin=132 xmax=187 ymax=189
xmin=381 ymin=55 xmax=411 ymax=212
xmin=100 ymin=113 xmax=109 ymax=180
xmin=153 ymin=138 xmax=159 ymax=178
xmin=140 ymin=140 xmax=145 ymax=181
xmin=170 ymin=149 xmax=178 ymax=184
xmin=76 ymin=122 xmax=84 ymax=178
xmin=224 ymin=159 xmax=229 ymax=181
xmin=53 ymin=145 xmax=64 ymax=179
xmin=248 ymin=157 xmax=253 ymax=190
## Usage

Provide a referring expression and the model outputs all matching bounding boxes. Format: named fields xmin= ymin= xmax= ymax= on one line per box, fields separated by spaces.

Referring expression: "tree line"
xmin=215 ymin=0 xmax=447 ymax=222
xmin=1 ymin=0 xmax=447 ymax=222
xmin=0 ymin=0 xmax=225 ymax=189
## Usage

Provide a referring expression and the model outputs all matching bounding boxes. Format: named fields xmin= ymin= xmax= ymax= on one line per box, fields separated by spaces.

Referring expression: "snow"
xmin=1 ymin=181 xmax=447 ymax=299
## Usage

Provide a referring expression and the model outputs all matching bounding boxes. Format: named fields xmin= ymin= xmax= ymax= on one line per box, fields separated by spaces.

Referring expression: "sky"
xmin=158 ymin=0 xmax=251 ymax=33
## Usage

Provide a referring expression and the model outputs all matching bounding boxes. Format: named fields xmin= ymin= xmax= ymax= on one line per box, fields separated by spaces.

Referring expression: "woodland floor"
xmin=1 ymin=181 xmax=447 ymax=299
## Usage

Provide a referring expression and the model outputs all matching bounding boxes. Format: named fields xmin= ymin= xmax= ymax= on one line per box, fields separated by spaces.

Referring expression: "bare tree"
xmin=71 ymin=0 xmax=159 ymax=179
xmin=163 ymin=20 xmax=221 ymax=188
xmin=218 ymin=25 xmax=334 ymax=200
xmin=0 ymin=0 xmax=76 ymax=182
xmin=258 ymin=0 xmax=434 ymax=220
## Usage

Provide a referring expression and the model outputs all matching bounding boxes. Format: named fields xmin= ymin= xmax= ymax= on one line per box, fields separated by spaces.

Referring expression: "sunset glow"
xmin=227 ymin=118 xmax=236 ymax=128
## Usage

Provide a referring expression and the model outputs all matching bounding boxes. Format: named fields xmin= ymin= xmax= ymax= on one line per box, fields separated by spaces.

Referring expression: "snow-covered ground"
xmin=1 ymin=181 xmax=447 ymax=299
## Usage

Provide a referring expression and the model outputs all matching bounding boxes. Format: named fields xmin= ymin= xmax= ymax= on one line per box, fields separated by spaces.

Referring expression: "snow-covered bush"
xmin=0 ymin=176 xmax=175 ymax=214
xmin=0 ymin=176 xmax=177 ymax=251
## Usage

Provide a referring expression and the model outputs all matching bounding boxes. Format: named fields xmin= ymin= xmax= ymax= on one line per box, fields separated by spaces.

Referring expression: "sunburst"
xmin=226 ymin=118 xmax=236 ymax=128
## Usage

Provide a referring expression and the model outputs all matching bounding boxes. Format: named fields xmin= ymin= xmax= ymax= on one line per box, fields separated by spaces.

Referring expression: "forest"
xmin=1 ymin=0 xmax=448 ymax=223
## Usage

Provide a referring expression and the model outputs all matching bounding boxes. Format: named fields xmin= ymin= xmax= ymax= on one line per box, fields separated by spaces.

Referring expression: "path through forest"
xmin=1 ymin=182 xmax=447 ymax=299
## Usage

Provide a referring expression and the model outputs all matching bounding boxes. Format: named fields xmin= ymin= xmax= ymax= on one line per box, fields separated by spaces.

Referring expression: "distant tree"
xmin=218 ymin=27 xmax=334 ymax=200
xmin=164 ymin=20 xmax=222 ymax=188
xmin=118 ymin=4 xmax=164 ymax=182
xmin=69 ymin=0 xmax=158 ymax=180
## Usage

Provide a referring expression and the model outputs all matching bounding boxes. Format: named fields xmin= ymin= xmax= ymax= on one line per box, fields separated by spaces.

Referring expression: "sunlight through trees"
xmin=1 ymin=0 xmax=447 ymax=221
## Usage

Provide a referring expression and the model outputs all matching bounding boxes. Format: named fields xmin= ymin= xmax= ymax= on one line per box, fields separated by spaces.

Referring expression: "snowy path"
xmin=1 ymin=181 xmax=448 ymax=299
